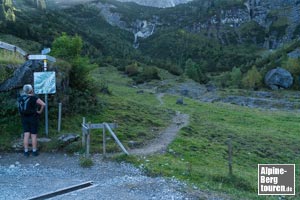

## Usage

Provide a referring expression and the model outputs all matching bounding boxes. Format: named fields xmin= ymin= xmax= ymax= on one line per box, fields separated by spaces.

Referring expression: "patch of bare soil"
xmin=130 ymin=93 xmax=190 ymax=155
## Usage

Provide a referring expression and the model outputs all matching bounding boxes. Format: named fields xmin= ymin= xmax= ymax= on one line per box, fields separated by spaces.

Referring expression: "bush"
xmin=125 ymin=62 xmax=140 ymax=77
xmin=230 ymin=67 xmax=242 ymax=88
xmin=0 ymin=91 xmax=19 ymax=118
xmin=242 ymin=66 xmax=262 ymax=89
xmin=133 ymin=66 xmax=160 ymax=84
xmin=213 ymin=71 xmax=231 ymax=88
xmin=67 ymin=88 xmax=103 ymax=114
xmin=168 ymin=64 xmax=183 ymax=76
xmin=184 ymin=59 xmax=208 ymax=83
xmin=79 ymin=156 xmax=94 ymax=168
xmin=282 ymin=58 xmax=300 ymax=89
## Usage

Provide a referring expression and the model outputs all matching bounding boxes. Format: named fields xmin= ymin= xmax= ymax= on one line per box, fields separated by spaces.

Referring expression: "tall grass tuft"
xmin=0 ymin=49 xmax=25 ymax=65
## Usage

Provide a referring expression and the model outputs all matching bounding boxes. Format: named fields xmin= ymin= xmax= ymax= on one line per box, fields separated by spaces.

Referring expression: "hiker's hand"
xmin=37 ymin=110 xmax=42 ymax=115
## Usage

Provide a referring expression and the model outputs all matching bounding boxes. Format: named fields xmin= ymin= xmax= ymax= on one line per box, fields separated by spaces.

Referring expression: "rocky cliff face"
xmin=115 ymin=0 xmax=193 ymax=8
xmin=94 ymin=0 xmax=300 ymax=49
xmin=44 ymin=0 xmax=300 ymax=49
xmin=194 ymin=0 xmax=300 ymax=48
xmin=94 ymin=2 xmax=158 ymax=47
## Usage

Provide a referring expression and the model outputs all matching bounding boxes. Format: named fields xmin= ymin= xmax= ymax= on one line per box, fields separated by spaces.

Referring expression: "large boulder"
xmin=0 ymin=60 xmax=41 ymax=92
xmin=264 ymin=67 xmax=293 ymax=90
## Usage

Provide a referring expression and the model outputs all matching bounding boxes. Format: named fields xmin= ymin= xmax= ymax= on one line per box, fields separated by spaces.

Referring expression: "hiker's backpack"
xmin=18 ymin=95 xmax=35 ymax=115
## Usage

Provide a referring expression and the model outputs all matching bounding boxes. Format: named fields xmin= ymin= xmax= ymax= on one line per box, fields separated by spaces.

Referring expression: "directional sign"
xmin=28 ymin=54 xmax=56 ymax=62
xmin=34 ymin=72 xmax=56 ymax=94
xmin=41 ymin=48 xmax=51 ymax=55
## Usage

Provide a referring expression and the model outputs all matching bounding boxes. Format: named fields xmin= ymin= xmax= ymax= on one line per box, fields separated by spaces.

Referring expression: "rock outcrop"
xmin=94 ymin=2 xmax=158 ymax=47
xmin=264 ymin=67 xmax=293 ymax=90
xmin=0 ymin=60 xmax=42 ymax=92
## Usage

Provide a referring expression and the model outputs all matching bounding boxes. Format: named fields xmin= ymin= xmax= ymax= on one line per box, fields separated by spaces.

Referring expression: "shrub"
xmin=184 ymin=59 xmax=208 ymax=83
xmin=213 ymin=71 xmax=231 ymax=88
xmin=282 ymin=58 xmax=300 ymax=89
xmin=230 ymin=67 xmax=242 ymax=88
xmin=51 ymin=33 xmax=82 ymax=61
xmin=242 ymin=66 xmax=262 ymax=89
xmin=125 ymin=62 xmax=140 ymax=77
xmin=79 ymin=156 xmax=94 ymax=168
xmin=133 ymin=66 xmax=160 ymax=84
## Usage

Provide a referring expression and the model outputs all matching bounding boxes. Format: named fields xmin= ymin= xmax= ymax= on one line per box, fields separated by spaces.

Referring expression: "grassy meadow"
xmin=96 ymin=67 xmax=300 ymax=199
xmin=1 ymin=65 xmax=300 ymax=199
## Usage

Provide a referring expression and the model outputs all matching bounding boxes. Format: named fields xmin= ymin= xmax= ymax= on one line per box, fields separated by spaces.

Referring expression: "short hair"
xmin=23 ymin=84 xmax=33 ymax=94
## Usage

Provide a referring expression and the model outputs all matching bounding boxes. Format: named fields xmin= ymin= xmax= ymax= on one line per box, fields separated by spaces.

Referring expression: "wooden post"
xmin=103 ymin=123 xmax=106 ymax=158
xmin=82 ymin=117 xmax=86 ymax=147
xmin=104 ymin=123 xmax=129 ymax=155
xmin=57 ymin=103 xmax=62 ymax=132
xmin=228 ymin=138 xmax=233 ymax=176
xmin=86 ymin=122 xmax=91 ymax=157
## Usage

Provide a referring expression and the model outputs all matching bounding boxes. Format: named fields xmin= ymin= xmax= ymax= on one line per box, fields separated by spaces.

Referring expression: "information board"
xmin=34 ymin=72 xmax=56 ymax=94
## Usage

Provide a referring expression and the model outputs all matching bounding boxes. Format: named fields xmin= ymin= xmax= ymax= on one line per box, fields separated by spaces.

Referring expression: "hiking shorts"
xmin=21 ymin=114 xmax=39 ymax=134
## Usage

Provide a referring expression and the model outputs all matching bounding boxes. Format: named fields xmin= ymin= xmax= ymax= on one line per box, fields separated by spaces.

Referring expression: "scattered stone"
xmin=38 ymin=138 xmax=52 ymax=143
xmin=265 ymin=67 xmax=293 ymax=90
xmin=34 ymin=163 xmax=40 ymax=167
xmin=136 ymin=90 xmax=144 ymax=94
xmin=205 ymin=84 xmax=217 ymax=92
xmin=12 ymin=138 xmax=52 ymax=151
xmin=128 ymin=141 xmax=140 ymax=148
xmin=180 ymin=89 xmax=189 ymax=96
xmin=58 ymin=134 xmax=80 ymax=144
xmin=12 ymin=142 xmax=23 ymax=152
xmin=9 ymin=164 xmax=15 ymax=169
xmin=176 ymin=97 xmax=184 ymax=105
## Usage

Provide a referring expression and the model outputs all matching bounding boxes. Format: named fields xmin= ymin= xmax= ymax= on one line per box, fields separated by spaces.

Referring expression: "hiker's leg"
xmin=31 ymin=134 xmax=37 ymax=150
xmin=23 ymin=132 xmax=30 ymax=150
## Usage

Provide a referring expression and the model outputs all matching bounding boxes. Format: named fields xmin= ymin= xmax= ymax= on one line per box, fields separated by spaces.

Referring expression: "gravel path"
xmin=129 ymin=93 xmax=189 ymax=155
xmin=130 ymin=111 xmax=189 ymax=155
xmin=0 ymin=153 xmax=201 ymax=200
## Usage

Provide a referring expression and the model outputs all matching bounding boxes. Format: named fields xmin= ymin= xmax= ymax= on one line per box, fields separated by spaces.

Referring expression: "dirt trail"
xmin=130 ymin=93 xmax=190 ymax=155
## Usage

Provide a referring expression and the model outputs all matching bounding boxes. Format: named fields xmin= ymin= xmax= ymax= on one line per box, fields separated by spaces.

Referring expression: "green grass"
xmin=127 ymin=95 xmax=300 ymax=199
xmin=2 ymin=65 xmax=300 ymax=199
xmin=0 ymin=49 xmax=25 ymax=65
xmin=91 ymin=67 xmax=300 ymax=199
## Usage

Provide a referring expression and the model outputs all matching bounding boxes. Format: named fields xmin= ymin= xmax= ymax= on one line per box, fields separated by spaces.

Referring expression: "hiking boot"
xmin=24 ymin=151 xmax=30 ymax=157
xmin=32 ymin=151 xmax=39 ymax=157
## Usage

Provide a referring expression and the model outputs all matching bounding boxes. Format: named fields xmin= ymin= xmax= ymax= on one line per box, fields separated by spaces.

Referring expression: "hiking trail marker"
xmin=29 ymin=49 xmax=56 ymax=136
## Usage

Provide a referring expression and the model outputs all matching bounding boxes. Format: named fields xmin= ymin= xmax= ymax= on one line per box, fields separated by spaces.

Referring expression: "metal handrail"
xmin=103 ymin=123 xmax=129 ymax=155
xmin=81 ymin=117 xmax=129 ymax=157
xmin=0 ymin=41 xmax=27 ymax=56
